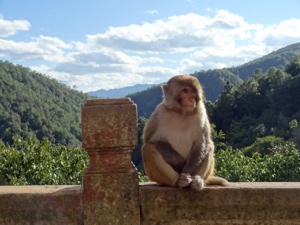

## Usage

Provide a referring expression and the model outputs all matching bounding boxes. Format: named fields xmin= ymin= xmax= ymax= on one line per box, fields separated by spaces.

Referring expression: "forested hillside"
xmin=0 ymin=60 xmax=89 ymax=146
xmin=129 ymin=42 xmax=300 ymax=118
xmin=212 ymin=55 xmax=300 ymax=149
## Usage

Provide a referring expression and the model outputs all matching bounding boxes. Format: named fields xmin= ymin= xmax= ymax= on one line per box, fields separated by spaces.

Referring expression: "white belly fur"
xmin=150 ymin=110 xmax=203 ymax=160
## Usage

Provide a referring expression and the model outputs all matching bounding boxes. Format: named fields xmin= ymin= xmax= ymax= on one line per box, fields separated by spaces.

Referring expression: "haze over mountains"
xmin=89 ymin=42 xmax=300 ymax=99
xmin=88 ymin=84 xmax=153 ymax=98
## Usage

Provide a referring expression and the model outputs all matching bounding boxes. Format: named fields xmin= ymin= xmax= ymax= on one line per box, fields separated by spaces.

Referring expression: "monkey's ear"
xmin=162 ymin=84 xmax=168 ymax=95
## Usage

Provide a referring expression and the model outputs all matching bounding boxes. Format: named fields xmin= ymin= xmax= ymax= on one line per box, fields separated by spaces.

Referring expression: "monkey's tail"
xmin=205 ymin=176 xmax=230 ymax=186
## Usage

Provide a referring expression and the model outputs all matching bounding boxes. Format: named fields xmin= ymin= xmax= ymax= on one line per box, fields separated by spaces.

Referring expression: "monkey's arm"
xmin=182 ymin=123 xmax=212 ymax=175
xmin=154 ymin=141 xmax=186 ymax=173
xmin=143 ymin=103 xmax=169 ymax=142
xmin=142 ymin=109 xmax=159 ymax=142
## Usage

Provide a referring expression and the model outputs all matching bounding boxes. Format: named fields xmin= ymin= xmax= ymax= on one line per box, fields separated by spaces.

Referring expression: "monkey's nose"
xmin=188 ymin=98 xmax=194 ymax=103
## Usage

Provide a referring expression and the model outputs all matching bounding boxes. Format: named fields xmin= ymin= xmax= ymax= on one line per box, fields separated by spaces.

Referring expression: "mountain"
xmin=88 ymin=84 xmax=154 ymax=98
xmin=193 ymin=68 xmax=243 ymax=101
xmin=229 ymin=42 xmax=300 ymax=79
xmin=0 ymin=60 xmax=89 ymax=145
xmin=129 ymin=42 xmax=300 ymax=118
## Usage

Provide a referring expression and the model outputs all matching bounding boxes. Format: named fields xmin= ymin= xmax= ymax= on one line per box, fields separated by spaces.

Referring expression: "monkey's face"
xmin=177 ymin=86 xmax=197 ymax=114
xmin=162 ymin=75 xmax=202 ymax=115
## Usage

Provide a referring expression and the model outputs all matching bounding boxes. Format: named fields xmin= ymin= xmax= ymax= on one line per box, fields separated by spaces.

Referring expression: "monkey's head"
xmin=162 ymin=75 xmax=203 ymax=115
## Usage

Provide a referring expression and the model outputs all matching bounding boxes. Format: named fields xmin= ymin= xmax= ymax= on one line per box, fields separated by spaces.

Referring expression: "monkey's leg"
xmin=153 ymin=141 xmax=192 ymax=188
xmin=154 ymin=141 xmax=186 ymax=173
xmin=198 ymin=152 xmax=229 ymax=186
xmin=142 ymin=143 xmax=179 ymax=187
xmin=187 ymin=153 xmax=213 ymax=191
xmin=198 ymin=151 xmax=214 ymax=180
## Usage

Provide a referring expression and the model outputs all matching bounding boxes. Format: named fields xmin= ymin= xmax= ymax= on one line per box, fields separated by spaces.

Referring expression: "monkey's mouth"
xmin=180 ymin=99 xmax=196 ymax=108
xmin=181 ymin=106 xmax=195 ymax=114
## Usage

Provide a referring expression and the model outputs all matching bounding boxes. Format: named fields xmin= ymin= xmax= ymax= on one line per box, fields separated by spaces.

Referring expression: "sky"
xmin=1 ymin=0 xmax=300 ymax=92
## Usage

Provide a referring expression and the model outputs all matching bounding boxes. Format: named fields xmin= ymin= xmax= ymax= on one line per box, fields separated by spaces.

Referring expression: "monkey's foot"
xmin=177 ymin=173 xmax=192 ymax=188
xmin=190 ymin=175 xmax=204 ymax=191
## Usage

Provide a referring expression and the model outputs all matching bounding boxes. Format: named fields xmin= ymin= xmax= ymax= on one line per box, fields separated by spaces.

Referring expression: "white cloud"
xmin=53 ymin=48 xmax=143 ymax=75
xmin=254 ymin=18 xmax=300 ymax=46
xmin=85 ymin=10 xmax=251 ymax=53
xmin=168 ymin=42 xmax=275 ymax=74
xmin=142 ymin=57 xmax=164 ymax=64
xmin=0 ymin=16 xmax=31 ymax=37
xmin=0 ymin=35 xmax=72 ymax=62
xmin=2 ymin=10 xmax=300 ymax=92
xmin=146 ymin=10 xmax=159 ymax=14
xmin=178 ymin=58 xmax=204 ymax=74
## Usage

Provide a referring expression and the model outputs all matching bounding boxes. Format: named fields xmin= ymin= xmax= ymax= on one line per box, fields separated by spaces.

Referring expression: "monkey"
xmin=141 ymin=75 xmax=229 ymax=191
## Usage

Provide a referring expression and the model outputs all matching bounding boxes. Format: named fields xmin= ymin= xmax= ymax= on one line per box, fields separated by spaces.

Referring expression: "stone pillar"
xmin=81 ymin=98 xmax=140 ymax=225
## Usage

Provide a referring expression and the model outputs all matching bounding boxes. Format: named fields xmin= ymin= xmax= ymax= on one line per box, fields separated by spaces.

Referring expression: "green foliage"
xmin=242 ymin=136 xmax=286 ymax=156
xmin=211 ymin=124 xmax=228 ymax=151
xmin=131 ymin=117 xmax=148 ymax=170
xmin=215 ymin=142 xmax=300 ymax=182
xmin=0 ymin=60 xmax=90 ymax=146
xmin=215 ymin=147 xmax=262 ymax=182
xmin=138 ymin=171 xmax=149 ymax=182
xmin=0 ymin=134 xmax=88 ymax=185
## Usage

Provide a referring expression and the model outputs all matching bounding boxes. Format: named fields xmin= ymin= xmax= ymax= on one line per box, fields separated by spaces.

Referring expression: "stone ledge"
xmin=0 ymin=185 xmax=82 ymax=194
xmin=139 ymin=182 xmax=300 ymax=225
xmin=0 ymin=185 xmax=83 ymax=225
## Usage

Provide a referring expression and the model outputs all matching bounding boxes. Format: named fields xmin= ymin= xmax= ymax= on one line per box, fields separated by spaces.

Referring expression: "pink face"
xmin=178 ymin=86 xmax=197 ymax=112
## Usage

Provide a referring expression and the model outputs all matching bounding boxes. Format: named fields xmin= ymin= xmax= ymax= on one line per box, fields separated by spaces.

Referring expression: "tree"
xmin=212 ymin=82 xmax=237 ymax=131
xmin=234 ymin=78 xmax=266 ymax=118
xmin=285 ymin=54 xmax=300 ymax=77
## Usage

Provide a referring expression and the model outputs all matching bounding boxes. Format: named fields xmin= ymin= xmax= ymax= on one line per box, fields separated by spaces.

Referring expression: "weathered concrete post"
xmin=81 ymin=98 xmax=140 ymax=225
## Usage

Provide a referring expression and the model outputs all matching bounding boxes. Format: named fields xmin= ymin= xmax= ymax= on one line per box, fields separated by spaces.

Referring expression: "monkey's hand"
xmin=190 ymin=175 xmax=204 ymax=191
xmin=177 ymin=173 xmax=192 ymax=188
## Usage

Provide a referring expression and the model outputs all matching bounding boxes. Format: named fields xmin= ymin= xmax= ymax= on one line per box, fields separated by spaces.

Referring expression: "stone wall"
xmin=140 ymin=182 xmax=300 ymax=225
xmin=0 ymin=98 xmax=299 ymax=225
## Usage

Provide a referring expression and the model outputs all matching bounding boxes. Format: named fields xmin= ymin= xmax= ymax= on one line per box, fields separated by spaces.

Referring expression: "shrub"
xmin=215 ymin=142 xmax=300 ymax=182
xmin=0 ymin=134 xmax=88 ymax=185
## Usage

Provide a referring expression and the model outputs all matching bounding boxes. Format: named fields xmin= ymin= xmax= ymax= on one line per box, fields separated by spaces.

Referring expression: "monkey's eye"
xmin=181 ymin=88 xmax=189 ymax=94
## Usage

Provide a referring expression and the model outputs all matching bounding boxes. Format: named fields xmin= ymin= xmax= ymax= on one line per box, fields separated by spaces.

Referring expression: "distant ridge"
xmin=88 ymin=84 xmax=154 ymax=98
xmin=229 ymin=42 xmax=300 ymax=79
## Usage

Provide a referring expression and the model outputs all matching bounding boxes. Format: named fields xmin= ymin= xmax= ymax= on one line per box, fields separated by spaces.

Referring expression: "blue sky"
xmin=1 ymin=0 xmax=300 ymax=92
